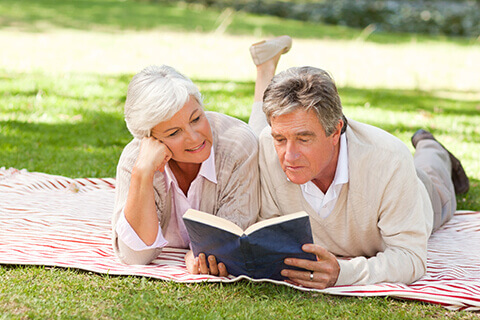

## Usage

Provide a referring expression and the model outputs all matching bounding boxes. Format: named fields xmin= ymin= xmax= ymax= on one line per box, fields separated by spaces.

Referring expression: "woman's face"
xmin=150 ymin=97 xmax=213 ymax=164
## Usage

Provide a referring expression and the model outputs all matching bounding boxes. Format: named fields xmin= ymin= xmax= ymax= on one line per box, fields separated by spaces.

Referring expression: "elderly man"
xmin=248 ymin=36 xmax=469 ymax=289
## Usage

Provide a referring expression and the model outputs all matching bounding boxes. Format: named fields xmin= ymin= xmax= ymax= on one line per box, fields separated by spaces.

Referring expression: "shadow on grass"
xmin=0 ymin=113 xmax=131 ymax=178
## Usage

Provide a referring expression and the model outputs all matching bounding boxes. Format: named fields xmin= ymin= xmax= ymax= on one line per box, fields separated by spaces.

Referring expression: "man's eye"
xmin=299 ymin=139 xmax=309 ymax=143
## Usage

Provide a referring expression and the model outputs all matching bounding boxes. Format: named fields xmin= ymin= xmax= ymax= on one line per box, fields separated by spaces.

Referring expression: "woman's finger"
xmin=198 ymin=253 xmax=209 ymax=274
xmin=208 ymin=255 xmax=219 ymax=276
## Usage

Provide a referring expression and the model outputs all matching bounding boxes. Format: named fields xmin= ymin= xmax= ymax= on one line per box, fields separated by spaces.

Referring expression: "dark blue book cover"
xmin=183 ymin=210 xmax=316 ymax=280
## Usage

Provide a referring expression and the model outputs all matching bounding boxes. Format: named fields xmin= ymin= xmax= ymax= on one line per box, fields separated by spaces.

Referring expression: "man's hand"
xmin=185 ymin=250 xmax=228 ymax=277
xmin=281 ymin=244 xmax=339 ymax=289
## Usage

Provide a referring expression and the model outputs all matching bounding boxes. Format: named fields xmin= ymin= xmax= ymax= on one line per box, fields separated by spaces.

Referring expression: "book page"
xmin=244 ymin=211 xmax=308 ymax=235
xmin=183 ymin=209 xmax=244 ymax=237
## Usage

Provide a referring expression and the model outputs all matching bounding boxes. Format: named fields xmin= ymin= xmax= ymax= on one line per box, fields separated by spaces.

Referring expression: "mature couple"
xmin=111 ymin=36 xmax=469 ymax=289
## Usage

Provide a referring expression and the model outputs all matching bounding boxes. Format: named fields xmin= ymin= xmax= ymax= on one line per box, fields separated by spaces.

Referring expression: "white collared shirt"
xmin=116 ymin=147 xmax=217 ymax=251
xmin=300 ymin=133 xmax=348 ymax=218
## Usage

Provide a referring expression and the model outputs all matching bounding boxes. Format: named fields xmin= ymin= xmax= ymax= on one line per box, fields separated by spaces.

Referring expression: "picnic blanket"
xmin=1 ymin=167 xmax=479 ymax=311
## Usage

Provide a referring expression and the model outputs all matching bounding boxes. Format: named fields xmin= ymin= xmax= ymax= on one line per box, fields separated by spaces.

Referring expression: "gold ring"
xmin=310 ymin=271 xmax=314 ymax=281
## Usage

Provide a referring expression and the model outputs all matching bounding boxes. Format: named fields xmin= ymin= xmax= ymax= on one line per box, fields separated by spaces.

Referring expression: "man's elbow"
xmin=406 ymin=254 xmax=428 ymax=284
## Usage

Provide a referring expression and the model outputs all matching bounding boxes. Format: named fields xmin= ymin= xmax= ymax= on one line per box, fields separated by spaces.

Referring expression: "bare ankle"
xmin=256 ymin=54 xmax=281 ymax=78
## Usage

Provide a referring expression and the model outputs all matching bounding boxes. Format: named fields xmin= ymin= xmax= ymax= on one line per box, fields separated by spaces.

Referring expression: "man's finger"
xmin=281 ymin=268 xmax=311 ymax=281
xmin=284 ymin=257 xmax=317 ymax=271
xmin=288 ymin=277 xmax=329 ymax=290
xmin=281 ymin=269 xmax=330 ymax=289
xmin=218 ymin=263 xmax=228 ymax=277
xmin=301 ymin=244 xmax=329 ymax=258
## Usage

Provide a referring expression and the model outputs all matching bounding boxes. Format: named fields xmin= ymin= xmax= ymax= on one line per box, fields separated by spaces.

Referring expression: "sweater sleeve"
xmin=258 ymin=130 xmax=283 ymax=220
xmin=335 ymin=152 xmax=432 ymax=286
xmin=115 ymin=210 xmax=168 ymax=251
xmin=111 ymin=139 xmax=165 ymax=265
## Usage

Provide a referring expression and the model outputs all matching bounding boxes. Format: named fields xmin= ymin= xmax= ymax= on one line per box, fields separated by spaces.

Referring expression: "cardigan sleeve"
xmin=213 ymin=121 xmax=260 ymax=230
xmin=111 ymin=139 xmax=166 ymax=265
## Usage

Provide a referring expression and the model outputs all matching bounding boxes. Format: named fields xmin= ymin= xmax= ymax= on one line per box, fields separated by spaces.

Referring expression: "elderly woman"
xmin=112 ymin=65 xmax=259 ymax=276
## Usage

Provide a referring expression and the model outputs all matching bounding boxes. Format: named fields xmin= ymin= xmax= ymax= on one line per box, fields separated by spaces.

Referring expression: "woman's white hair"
xmin=124 ymin=65 xmax=203 ymax=139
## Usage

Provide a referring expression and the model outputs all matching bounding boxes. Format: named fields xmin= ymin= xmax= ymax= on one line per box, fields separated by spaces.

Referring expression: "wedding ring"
xmin=309 ymin=271 xmax=314 ymax=281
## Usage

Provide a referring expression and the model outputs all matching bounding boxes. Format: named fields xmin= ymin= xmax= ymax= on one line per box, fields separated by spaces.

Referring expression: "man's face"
xmin=270 ymin=109 xmax=342 ymax=190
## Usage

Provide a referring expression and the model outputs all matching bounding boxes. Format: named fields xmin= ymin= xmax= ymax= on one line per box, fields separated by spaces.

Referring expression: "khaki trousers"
xmin=414 ymin=140 xmax=456 ymax=232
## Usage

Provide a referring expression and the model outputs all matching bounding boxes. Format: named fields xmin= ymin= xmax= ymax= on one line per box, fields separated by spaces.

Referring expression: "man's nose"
xmin=284 ymin=141 xmax=300 ymax=162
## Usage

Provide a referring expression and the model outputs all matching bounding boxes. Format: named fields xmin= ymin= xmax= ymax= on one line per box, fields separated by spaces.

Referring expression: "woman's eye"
xmin=168 ymin=130 xmax=179 ymax=137
xmin=191 ymin=116 xmax=201 ymax=123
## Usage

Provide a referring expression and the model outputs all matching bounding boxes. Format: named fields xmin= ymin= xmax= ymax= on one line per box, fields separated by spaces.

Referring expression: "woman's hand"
xmin=185 ymin=250 xmax=228 ymax=277
xmin=123 ymin=137 xmax=172 ymax=246
xmin=134 ymin=136 xmax=173 ymax=174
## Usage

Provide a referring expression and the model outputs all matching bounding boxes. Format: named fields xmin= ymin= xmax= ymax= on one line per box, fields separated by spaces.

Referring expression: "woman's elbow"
xmin=115 ymin=238 xmax=163 ymax=265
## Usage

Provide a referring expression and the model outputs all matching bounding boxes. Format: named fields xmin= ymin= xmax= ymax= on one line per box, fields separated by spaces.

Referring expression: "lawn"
xmin=0 ymin=0 xmax=479 ymax=318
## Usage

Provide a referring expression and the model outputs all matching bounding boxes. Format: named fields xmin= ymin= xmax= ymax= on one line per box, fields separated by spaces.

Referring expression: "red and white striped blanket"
xmin=1 ymin=167 xmax=479 ymax=311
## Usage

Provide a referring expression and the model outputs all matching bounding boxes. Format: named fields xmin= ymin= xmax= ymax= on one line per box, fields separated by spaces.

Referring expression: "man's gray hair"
xmin=124 ymin=65 xmax=203 ymax=139
xmin=263 ymin=66 xmax=345 ymax=136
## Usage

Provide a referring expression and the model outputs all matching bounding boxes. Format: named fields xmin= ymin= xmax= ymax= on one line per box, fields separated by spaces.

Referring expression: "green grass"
xmin=1 ymin=0 xmax=479 ymax=45
xmin=1 ymin=0 xmax=479 ymax=318
xmin=0 ymin=266 xmax=476 ymax=319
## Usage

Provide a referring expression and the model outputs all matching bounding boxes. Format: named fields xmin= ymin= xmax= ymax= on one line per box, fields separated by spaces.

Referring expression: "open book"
xmin=183 ymin=209 xmax=316 ymax=280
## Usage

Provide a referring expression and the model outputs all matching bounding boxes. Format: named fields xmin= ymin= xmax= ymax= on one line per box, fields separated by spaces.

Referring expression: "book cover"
xmin=183 ymin=210 xmax=316 ymax=280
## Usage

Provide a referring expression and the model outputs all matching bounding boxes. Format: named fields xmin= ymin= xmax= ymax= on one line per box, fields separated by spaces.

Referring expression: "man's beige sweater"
xmin=259 ymin=119 xmax=433 ymax=286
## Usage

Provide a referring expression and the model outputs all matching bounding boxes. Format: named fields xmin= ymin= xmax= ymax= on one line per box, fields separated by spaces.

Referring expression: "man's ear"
xmin=331 ymin=119 xmax=344 ymax=145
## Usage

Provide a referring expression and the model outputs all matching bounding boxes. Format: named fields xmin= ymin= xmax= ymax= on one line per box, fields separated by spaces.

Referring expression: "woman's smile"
xmin=186 ymin=141 xmax=206 ymax=153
